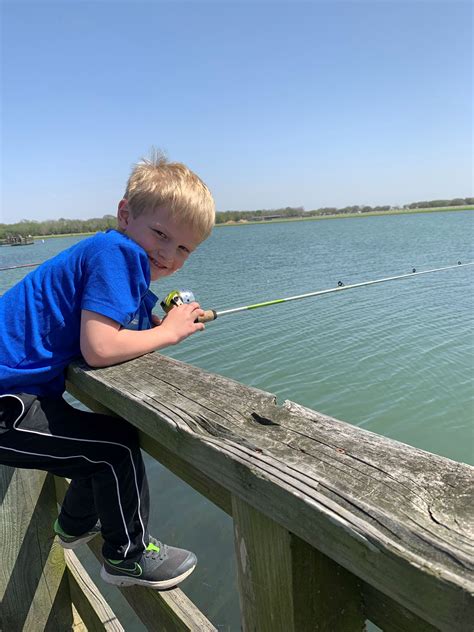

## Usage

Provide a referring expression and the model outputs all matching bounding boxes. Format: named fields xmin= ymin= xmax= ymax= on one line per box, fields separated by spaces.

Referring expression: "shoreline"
xmin=216 ymin=205 xmax=474 ymax=227
xmin=9 ymin=205 xmax=474 ymax=240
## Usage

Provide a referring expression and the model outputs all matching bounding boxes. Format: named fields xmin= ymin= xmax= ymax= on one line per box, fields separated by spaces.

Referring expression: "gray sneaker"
xmin=100 ymin=536 xmax=197 ymax=590
xmin=54 ymin=518 xmax=101 ymax=549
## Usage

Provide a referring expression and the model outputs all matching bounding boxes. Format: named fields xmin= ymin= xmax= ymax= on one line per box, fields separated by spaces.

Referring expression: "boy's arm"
xmin=80 ymin=303 xmax=205 ymax=367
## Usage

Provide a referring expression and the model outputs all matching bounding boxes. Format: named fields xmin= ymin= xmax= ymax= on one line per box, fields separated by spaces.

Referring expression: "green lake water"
xmin=1 ymin=210 xmax=473 ymax=630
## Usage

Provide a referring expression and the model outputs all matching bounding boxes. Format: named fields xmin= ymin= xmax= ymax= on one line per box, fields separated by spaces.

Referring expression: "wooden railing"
xmin=1 ymin=352 xmax=473 ymax=631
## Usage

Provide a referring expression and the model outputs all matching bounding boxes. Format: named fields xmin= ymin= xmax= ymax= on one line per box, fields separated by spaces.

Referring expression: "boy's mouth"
xmin=149 ymin=256 xmax=168 ymax=272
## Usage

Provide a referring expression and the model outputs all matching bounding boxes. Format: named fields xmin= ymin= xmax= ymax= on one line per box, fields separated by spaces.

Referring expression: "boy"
xmin=0 ymin=152 xmax=215 ymax=589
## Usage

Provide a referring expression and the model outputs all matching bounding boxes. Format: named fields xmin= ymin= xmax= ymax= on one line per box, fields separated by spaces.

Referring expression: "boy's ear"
xmin=117 ymin=199 xmax=130 ymax=229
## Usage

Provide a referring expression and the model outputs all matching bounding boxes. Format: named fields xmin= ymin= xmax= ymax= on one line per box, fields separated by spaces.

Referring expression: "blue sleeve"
xmin=81 ymin=241 xmax=150 ymax=326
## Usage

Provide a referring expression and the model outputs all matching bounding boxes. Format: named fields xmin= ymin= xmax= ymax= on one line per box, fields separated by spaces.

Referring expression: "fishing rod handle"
xmin=197 ymin=309 xmax=217 ymax=323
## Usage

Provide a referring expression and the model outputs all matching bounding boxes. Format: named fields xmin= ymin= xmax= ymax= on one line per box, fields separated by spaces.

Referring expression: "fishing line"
xmin=0 ymin=262 xmax=41 ymax=272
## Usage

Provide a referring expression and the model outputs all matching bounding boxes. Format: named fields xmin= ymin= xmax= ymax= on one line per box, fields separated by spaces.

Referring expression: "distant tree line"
xmin=216 ymin=206 xmax=304 ymax=223
xmin=0 ymin=215 xmax=117 ymax=239
xmin=402 ymin=198 xmax=473 ymax=209
xmin=1 ymin=198 xmax=472 ymax=238
xmin=217 ymin=197 xmax=473 ymax=222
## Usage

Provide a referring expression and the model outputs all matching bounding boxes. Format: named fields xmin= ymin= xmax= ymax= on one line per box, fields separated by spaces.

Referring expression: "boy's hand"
xmin=159 ymin=302 xmax=205 ymax=344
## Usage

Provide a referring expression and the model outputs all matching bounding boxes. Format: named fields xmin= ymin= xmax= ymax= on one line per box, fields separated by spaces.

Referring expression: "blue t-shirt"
xmin=0 ymin=230 xmax=158 ymax=397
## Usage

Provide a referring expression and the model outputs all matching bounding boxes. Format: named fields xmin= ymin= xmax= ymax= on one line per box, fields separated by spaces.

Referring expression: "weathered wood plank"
xmin=67 ymin=354 xmax=474 ymax=631
xmin=0 ymin=467 xmax=73 ymax=632
xmin=72 ymin=603 xmax=89 ymax=631
xmin=65 ymin=382 xmax=453 ymax=632
xmin=65 ymin=548 xmax=124 ymax=631
xmin=55 ymin=475 xmax=218 ymax=632
xmin=232 ymin=495 xmax=365 ymax=632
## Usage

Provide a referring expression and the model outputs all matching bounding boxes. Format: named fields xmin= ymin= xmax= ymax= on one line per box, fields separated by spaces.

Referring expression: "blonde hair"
xmin=124 ymin=149 xmax=215 ymax=242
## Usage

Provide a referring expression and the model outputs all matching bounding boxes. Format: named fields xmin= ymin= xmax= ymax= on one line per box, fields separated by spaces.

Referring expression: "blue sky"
xmin=1 ymin=1 xmax=472 ymax=223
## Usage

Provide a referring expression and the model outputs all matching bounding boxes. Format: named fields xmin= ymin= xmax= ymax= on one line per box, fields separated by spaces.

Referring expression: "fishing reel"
xmin=160 ymin=289 xmax=196 ymax=313
xmin=160 ymin=289 xmax=217 ymax=323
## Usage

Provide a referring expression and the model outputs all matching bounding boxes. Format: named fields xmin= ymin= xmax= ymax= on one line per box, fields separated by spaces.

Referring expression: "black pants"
xmin=0 ymin=393 xmax=149 ymax=560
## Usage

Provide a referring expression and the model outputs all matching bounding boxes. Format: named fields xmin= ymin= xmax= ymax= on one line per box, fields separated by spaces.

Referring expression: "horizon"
xmin=1 ymin=197 xmax=472 ymax=228
xmin=1 ymin=2 xmax=472 ymax=223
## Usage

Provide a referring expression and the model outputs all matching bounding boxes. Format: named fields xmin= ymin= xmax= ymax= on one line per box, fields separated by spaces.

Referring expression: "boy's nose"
xmin=159 ymin=244 xmax=174 ymax=263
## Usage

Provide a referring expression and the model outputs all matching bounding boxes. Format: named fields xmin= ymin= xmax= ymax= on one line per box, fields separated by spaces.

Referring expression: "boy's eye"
xmin=153 ymin=229 xmax=166 ymax=239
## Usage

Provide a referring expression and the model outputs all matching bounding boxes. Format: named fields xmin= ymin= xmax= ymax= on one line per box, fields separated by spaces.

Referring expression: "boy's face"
xmin=117 ymin=201 xmax=201 ymax=281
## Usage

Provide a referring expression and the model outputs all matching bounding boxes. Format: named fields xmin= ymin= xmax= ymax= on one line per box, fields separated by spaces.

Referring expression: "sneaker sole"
xmin=100 ymin=563 xmax=196 ymax=590
xmin=56 ymin=532 xmax=100 ymax=549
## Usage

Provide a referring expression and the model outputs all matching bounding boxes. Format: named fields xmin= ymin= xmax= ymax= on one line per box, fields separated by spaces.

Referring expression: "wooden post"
xmin=232 ymin=495 xmax=365 ymax=632
xmin=0 ymin=466 xmax=73 ymax=631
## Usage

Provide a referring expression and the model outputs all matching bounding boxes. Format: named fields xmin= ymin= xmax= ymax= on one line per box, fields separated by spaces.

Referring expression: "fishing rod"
xmin=1 ymin=261 xmax=472 ymax=319
xmin=161 ymin=262 xmax=474 ymax=322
